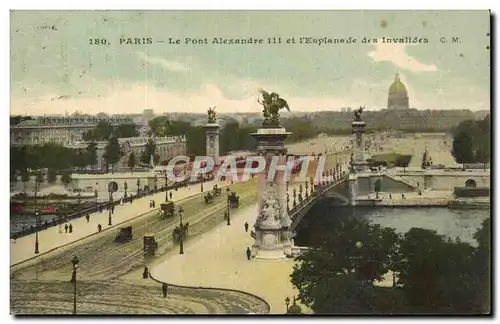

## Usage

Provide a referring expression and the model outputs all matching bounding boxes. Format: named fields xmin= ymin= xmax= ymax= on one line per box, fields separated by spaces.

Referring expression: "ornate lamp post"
xmin=293 ymin=188 xmax=297 ymax=208
xmin=226 ymin=187 xmax=231 ymax=226
xmin=178 ymin=207 xmax=184 ymax=255
xmin=286 ymin=192 xmax=290 ymax=213
xmin=164 ymin=172 xmax=169 ymax=202
xmin=70 ymin=255 xmax=79 ymax=315
xmin=124 ymin=182 xmax=128 ymax=199
xmin=136 ymin=178 xmax=141 ymax=195
xmin=285 ymin=296 xmax=290 ymax=312
xmin=34 ymin=211 xmax=39 ymax=254
xmin=108 ymin=184 xmax=115 ymax=226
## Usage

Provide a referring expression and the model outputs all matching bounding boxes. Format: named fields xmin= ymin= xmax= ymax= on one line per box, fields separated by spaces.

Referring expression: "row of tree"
xmin=451 ymin=115 xmax=490 ymax=165
xmin=148 ymin=116 xmax=332 ymax=157
xmin=82 ymin=121 xmax=139 ymax=141
xmin=291 ymin=217 xmax=490 ymax=314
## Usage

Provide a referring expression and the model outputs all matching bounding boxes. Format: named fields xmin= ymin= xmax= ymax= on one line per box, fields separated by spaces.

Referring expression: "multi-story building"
xmin=10 ymin=115 xmax=135 ymax=146
xmin=66 ymin=136 xmax=187 ymax=171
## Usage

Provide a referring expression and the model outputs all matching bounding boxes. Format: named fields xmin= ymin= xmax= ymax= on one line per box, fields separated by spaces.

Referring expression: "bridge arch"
xmin=465 ymin=179 xmax=477 ymax=188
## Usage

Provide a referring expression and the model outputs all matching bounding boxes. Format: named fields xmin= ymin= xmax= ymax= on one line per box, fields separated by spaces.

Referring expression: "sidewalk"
xmin=150 ymin=183 xmax=310 ymax=315
xmin=10 ymin=179 xmax=222 ymax=266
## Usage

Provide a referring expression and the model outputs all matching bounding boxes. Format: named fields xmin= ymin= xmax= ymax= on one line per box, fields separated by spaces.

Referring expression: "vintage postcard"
xmin=10 ymin=10 xmax=491 ymax=315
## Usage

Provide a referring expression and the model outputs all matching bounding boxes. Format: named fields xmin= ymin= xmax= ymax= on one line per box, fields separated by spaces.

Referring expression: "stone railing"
xmin=288 ymin=175 xmax=349 ymax=231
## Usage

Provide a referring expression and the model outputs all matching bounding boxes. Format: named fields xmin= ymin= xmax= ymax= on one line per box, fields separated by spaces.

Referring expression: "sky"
xmin=10 ymin=10 xmax=491 ymax=115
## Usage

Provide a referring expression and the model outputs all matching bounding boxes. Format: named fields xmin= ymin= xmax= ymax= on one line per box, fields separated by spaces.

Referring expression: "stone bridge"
xmin=288 ymin=173 xmax=350 ymax=232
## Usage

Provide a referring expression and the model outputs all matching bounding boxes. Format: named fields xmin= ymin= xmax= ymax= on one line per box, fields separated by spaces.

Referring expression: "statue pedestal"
xmin=352 ymin=121 xmax=368 ymax=172
xmin=250 ymin=126 xmax=293 ymax=260
xmin=204 ymin=123 xmax=220 ymax=166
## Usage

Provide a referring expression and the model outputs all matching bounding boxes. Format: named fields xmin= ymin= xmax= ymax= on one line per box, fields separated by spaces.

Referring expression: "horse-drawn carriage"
xmin=212 ymin=184 xmax=222 ymax=196
xmin=228 ymin=192 xmax=240 ymax=208
xmin=204 ymin=192 xmax=215 ymax=204
xmin=115 ymin=226 xmax=133 ymax=242
xmin=160 ymin=201 xmax=175 ymax=220
xmin=172 ymin=222 xmax=189 ymax=243
xmin=143 ymin=234 xmax=158 ymax=255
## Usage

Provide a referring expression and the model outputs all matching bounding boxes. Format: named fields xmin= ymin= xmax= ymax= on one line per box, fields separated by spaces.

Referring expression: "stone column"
xmin=250 ymin=127 xmax=292 ymax=260
xmin=352 ymin=120 xmax=368 ymax=172
xmin=204 ymin=123 xmax=220 ymax=166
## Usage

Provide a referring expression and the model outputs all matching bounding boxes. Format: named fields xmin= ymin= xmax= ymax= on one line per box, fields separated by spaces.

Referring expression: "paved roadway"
xmin=10 ymin=179 xmax=221 ymax=266
xmin=11 ymin=178 xmax=275 ymax=315
xmin=150 ymin=182 xmax=309 ymax=315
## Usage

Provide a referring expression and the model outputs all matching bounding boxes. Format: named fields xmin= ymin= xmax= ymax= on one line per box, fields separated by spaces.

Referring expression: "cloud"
xmin=368 ymin=41 xmax=438 ymax=73
xmin=137 ymin=52 xmax=190 ymax=72
xmin=10 ymin=81 xmax=360 ymax=116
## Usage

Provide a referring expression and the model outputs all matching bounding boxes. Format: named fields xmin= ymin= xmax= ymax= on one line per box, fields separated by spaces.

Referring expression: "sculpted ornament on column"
xmin=258 ymin=198 xmax=281 ymax=228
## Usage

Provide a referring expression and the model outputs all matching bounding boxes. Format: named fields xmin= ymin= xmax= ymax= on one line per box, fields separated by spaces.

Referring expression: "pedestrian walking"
xmin=120 ymin=198 xmax=123 ymax=205
xmin=389 ymin=193 xmax=392 ymax=199
xmin=58 ymin=224 xmax=62 ymax=233
xmin=246 ymin=247 xmax=251 ymax=260
xmin=86 ymin=214 xmax=90 ymax=223
xmin=65 ymin=224 xmax=68 ymax=233
xmin=244 ymin=222 xmax=249 ymax=232
xmin=169 ymin=192 xmax=172 ymax=200
xmin=69 ymin=223 xmax=73 ymax=233
xmin=143 ymin=266 xmax=149 ymax=279
xmin=97 ymin=224 xmax=102 ymax=232
xmin=162 ymin=283 xmax=168 ymax=298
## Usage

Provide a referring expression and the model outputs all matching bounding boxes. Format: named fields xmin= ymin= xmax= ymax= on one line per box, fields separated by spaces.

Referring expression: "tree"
xmin=128 ymin=152 xmax=136 ymax=174
xmin=86 ymin=141 xmax=98 ymax=170
xmin=290 ymin=219 xmax=397 ymax=313
xmin=114 ymin=124 xmax=139 ymax=138
xmin=61 ymin=170 xmax=72 ymax=186
xmin=472 ymin=218 xmax=491 ymax=313
xmin=452 ymin=131 xmax=474 ymax=166
xmin=140 ymin=138 xmax=157 ymax=165
xmin=73 ymin=149 xmax=88 ymax=171
xmin=47 ymin=168 xmax=58 ymax=184
xmin=394 ymin=228 xmax=479 ymax=312
xmin=103 ymin=136 xmax=123 ymax=173
xmin=96 ymin=120 xmax=113 ymax=140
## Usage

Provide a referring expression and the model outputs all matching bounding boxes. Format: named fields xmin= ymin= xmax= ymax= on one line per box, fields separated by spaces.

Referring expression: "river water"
xmin=295 ymin=203 xmax=490 ymax=247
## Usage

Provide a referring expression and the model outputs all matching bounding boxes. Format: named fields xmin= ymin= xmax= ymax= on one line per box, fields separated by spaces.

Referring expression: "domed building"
xmin=387 ymin=72 xmax=409 ymax=110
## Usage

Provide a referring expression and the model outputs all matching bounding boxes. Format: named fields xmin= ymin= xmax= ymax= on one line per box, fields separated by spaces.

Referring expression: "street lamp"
xmin=226 ymin=187 xmax=231 ymax=226
xmin=285 ymin=296 xmax=290 ymax=312
xmin=137 ymin=178 xmax=141 ymax=195
xmin=108 ymin=187 xmax=113 ymax=226
xmin=178 ymin=207 xmax=184 ymax=255
xmin=71 ymin=255 xmax=79 ymax=315
xmin=94 ymin=189 xmax=98 ymax=206
xmin=124 ymin=182 xmax=128 ymax=199
xmin=164 ymin=172 xmax=169 ymax=202
xmin=34 ymin=212 xmax=39 ymax=254
xmin=200 ymin=174 xmax=204 ymax=193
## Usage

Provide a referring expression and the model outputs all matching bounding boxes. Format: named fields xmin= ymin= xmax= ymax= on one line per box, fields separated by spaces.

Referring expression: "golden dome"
xmin=388 ymin=72 xmax=407 ymax=94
